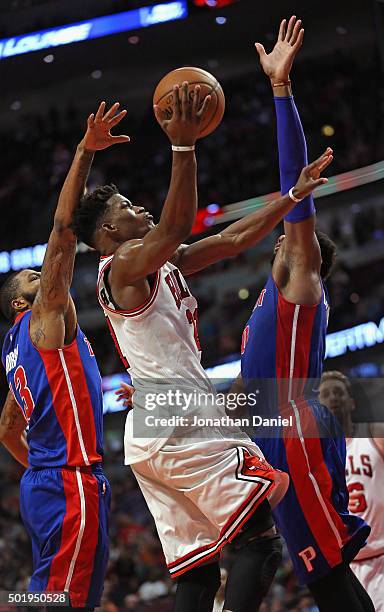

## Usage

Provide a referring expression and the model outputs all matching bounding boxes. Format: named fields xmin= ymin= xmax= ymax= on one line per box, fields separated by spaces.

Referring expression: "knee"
xmin=236 ymin=533 xmax=283 ymax=589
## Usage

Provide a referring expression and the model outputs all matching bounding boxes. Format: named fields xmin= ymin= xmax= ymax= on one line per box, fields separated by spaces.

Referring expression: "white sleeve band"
xmin=172 ymin=145 xmax=195 ymax=152
xmin=288 ymin=187 xmax=303 ymax=203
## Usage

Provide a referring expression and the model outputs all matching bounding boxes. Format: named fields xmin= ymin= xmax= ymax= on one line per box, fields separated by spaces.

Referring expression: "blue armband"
xmin=274 ymin=95 xmax=315 ymax=223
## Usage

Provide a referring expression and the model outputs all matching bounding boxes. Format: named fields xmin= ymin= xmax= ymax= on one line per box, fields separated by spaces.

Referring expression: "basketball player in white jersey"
xmin=73 ymin=83 xmax=332 ymax=612
xmin=319 ymin=371 xmax=384 ymax=611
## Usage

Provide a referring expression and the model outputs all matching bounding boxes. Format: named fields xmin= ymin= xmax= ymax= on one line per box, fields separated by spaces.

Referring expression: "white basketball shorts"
xmin=131 ymin=430 xmax=289 ymax=578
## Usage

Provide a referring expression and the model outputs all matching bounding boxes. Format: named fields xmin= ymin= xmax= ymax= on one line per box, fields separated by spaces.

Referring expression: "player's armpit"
xmin=0 ymin=390 xmax=29 ymax=468
xmin=283 ymin=216 xmax=321 ymax=271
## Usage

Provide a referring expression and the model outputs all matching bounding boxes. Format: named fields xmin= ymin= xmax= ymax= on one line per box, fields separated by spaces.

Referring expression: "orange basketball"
xmin=153 ymin=66 xmax=225 ymax=139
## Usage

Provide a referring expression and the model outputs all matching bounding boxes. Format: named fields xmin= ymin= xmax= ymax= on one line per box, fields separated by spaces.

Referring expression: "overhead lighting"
xmin=238 ymin=288 xmax=249 ymax=300
xmin=206 ymin=203 xmax=220 ymax=213
xmin=322 ymin=124 xmax=335 ymax=137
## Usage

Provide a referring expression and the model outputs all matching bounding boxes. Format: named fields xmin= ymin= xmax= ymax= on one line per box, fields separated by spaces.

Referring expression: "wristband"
xmin=172 ymin=145 xmax=195 ymax=152
xmin=272 ymin=80 xmax=291 ymax=88
xmin=288 ymin=187 xmax=303 ymax=203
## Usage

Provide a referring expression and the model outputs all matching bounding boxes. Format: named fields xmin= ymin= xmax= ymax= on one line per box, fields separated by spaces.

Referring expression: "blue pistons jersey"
xmin=2 ymin=310 xmax=104 ymax=468
xmin=2 ymin=310 xmax=110 ymax=606
xmin=241 ymin=274 xmax=370 ymax=585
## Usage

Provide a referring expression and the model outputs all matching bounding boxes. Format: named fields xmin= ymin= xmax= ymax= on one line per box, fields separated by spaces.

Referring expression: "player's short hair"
xmin=0 ymin=271 xmax=22 ymax=322
xmin=72 ymin=183 xmax=119 ymax=249
xmin=316 ymin=230 xmax=337 ymax=280
xmin=320 ymin=371 xmax=353 ymax=397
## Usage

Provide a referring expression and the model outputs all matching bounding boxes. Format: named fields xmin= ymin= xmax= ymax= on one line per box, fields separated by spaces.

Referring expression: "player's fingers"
xmin=255 ymin=42 xmax=266 ymax=59
xmin=108 ymin=109 xmax=127 ymax=127
xmin=103 ymin=101 xmax=120 ymax=121
xmin=172 ymin=84 xmax=181 ymax=119
xmin=285 ymin=15 xmax=296 ymax=41
xmin=87 ymin=113 xmax=95 ymax=128
xmin=109 ymin=135 xmax=131 ymax=144
xmin=290 ymin=19 xmax=302 ymax=46
xmin=278 ymin=18 xmax=286 ymax=42
xmin=181 ymin=81 xmax=190 ymax=120
xmin=192 ymin=85 xmax=201 ymax=116
xmin=122 ymin=382 xmax=135 ymax=391
xmin=317 ymin=154 xmax=333 ymax=173
xmin=95 ymin=101 xmax=106 ymax=122
xmin=307 ymin=148 xmax=333 ymax=171
xmin=196 ymin=94 xmax=211 ymax=119
xmin=312 ymin=177 xmax=329 ymax=189
xmin=293 ymin=28 xmax=305 ymax=50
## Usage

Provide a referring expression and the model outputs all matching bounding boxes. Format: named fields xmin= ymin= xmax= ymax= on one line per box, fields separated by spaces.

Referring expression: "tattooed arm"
xmin=30 ymin=102 xmax=130 ymax=350
xmin=29 ymin=144 xmax=93 ymax=349
xmin=0 ymin=391 xmax=28 ymax=467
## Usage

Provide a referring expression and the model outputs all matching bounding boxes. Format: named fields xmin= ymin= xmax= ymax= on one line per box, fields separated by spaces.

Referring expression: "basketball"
xmin=153 ymin=66 xmax=225 ymax=138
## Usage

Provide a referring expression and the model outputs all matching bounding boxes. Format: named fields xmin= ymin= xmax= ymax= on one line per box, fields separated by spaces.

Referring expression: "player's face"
xmin=106 ymin=194 xmax=155 ymax=240
xmin=14 ymin=269 xmax=41 ymax=308
xmin=319 ymin=378 xmax=354 ymax=428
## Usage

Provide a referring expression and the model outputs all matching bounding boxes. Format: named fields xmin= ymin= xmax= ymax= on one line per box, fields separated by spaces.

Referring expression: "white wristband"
xmin=172 ymin=145 xmax=195 ymax=152
xmin=288 ymin=187 xmax=303 ymax=203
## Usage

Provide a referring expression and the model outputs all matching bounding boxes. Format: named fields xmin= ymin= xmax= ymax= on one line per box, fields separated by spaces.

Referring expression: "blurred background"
xmin=0 ymin=0 xmax=383 ymax=609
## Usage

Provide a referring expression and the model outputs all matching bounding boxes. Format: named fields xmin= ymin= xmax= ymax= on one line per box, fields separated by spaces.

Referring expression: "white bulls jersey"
xmin=97 ymin=256 xmax=215 ymax=464
xmin=346 ymin=424 xmax=384 ymax=560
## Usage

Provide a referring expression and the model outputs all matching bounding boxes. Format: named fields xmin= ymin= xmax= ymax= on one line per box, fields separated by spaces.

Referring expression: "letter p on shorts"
xmin=298 ymin=546 xmax=317 ymax=572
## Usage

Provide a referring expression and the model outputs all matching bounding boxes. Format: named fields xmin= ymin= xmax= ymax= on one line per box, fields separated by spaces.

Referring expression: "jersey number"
xmin=186 ymin=308 xmax=201 ymax=351
xmin=14 ymin=365 xmax=35 ymax=419
xmin=348 ymin=482 xmax=367 ymax=513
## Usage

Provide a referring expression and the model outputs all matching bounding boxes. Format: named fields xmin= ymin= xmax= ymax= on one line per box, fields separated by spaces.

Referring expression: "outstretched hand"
xmin=293 ymin=148 xmax=333 ymax=200
xmin=154 ymin=82 xmax=211 ymax=146
xmin=255 ymin=16 xmax=304 ymax=83
xmin=115 ymin=382 xmax=135 ymax=409
xmin=82 ymin=101 xmax=130 ymax=152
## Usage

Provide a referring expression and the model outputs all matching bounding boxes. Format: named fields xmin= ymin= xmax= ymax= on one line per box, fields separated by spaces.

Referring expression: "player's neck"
xmin=99 ymin=238 xmax=123 ymax=258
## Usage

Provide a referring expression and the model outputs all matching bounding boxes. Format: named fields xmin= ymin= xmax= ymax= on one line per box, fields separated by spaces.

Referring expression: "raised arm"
xmin=31 ymin=102 xmax=130 ymax=349
xmin=109 ymin=83 xmax=211 ymax=288
xmin=172 ymin=152 xmax=331 ymax=276
xmin=255 ymin=17 xmax=331 ymax=271
xmin=0 ymin=390 xmax=29 ymax=467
